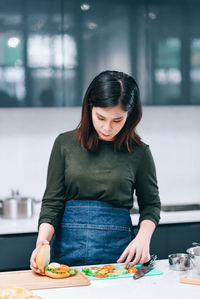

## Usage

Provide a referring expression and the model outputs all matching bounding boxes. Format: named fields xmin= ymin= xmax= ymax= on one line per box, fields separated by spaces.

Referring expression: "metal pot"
xmin=186 ymin=246 xmax=200 ymax=274
xmin=168 ymin=253 xmax=192 ymax=271
xmin=0 ymin=190 xmax=40 ymax=219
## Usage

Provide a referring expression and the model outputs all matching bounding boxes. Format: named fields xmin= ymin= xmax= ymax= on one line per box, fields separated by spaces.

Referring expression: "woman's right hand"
xmin=30 ymin=240 xmax=49 ymax=275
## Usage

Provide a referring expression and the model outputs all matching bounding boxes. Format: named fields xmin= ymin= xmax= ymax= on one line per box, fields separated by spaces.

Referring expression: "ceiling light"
xmin=8 ymin=37 xmax=20 ymax=48
xmin=148 ymin=12 xmax=157 ymax=20
xmin=80 ymin=3 xmax=90 ymax=11
xmin=88 ymin=22 xmax=98 ymax=30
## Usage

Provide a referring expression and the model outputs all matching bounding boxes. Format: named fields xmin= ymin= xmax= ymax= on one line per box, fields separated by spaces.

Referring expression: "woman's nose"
xmin=103 ymin=122 xmax=112 ymax=132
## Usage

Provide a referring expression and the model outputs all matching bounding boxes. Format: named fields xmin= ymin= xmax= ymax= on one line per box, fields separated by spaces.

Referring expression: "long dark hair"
xmin=76 ymin=70 xmax=142 ymax=152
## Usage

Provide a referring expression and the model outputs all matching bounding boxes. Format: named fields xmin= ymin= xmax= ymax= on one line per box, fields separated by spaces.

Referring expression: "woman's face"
xmin=91 ymin=105 xmax=128 ymax=141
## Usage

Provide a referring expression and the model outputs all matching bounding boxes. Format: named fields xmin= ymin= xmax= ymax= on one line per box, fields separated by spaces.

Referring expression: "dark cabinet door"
xmin=0 ymin=233 xmax=37 ymax=271
xmin=150 ymin=225 xmax=169 ymax=259
xmin=167 ymin=223 xmax=200 ymax=255
xmin=134 ymin=222 xmax=200 ymax=259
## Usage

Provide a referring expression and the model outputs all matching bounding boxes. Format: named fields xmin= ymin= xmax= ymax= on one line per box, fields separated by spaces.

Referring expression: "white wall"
xmin=138 ymin=106 xmax=200 ymax=205
xmin=0 ymin=106 xmax=199 ymax=205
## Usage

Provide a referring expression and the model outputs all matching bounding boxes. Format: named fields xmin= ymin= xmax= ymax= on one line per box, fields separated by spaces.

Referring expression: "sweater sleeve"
xmin=38 ymin=135 xmax=66 ymax=231
xmin=135 ymin=145 xmax=161 ymax=226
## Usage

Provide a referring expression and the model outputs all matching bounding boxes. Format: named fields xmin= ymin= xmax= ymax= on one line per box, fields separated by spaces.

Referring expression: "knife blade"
xmin=133 ymin=254 xmax=157 ymax=280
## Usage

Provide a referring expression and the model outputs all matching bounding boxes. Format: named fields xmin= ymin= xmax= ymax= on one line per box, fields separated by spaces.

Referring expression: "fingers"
xmin=127 ymin=248 xmax=141 ymax=267
xmin=141 ymin=252 xmax=150 ymax=263
xmin=117 ymin=244 xmax=137 ymax=267
xmin=117 ymin=244 xmax=131 ymax=263
xmin=30 ymin=252 xmax=37 ymax=269
xmin=123 ymin=246 xmax=137 ymax=267
xmin=129 ymin=251 xmax=150 ymax=267
xmin=30 ymin=256 xmax=45 ymax=275
xmin=117 ymin=239 xmax=151 ymax=267
xmin=30 ymin=249 xmax=40 ymax=274
xmin=30 ymin=264 xmax=45 ymax=275
xmin=129 ymin=253 xmax=141 ymax=266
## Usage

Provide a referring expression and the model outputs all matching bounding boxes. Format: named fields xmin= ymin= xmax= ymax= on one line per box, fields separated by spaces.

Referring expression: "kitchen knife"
xmin=133 ymin=254 xmax=157 ymax=280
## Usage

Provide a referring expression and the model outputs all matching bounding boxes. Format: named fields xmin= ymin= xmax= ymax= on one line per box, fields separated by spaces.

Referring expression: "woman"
xmin=30 ymin=70 xmax=161 ymax=274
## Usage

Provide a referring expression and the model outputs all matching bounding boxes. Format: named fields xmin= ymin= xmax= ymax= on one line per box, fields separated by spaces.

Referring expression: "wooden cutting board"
xmin=0 ymin=269 xmax=90 ymax=290
xmin=180 ymin=276 xmax=200 ymax=285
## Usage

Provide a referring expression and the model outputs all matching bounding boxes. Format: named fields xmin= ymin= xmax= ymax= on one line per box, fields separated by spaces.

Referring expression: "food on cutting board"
xmin=82 ymin=264 xmax=138 ymax=278
xmin=128 ymin=267 xmax=138 ymax=273
xmin=0 ymin=286 xmax=42 ymax=299
xmin=45 ymin=263 xmax=77 ymax=279
xmin=35 ymin=244 xmax=78 ymax=279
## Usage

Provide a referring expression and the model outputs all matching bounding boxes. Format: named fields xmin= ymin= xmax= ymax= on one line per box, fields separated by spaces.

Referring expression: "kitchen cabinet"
xmin=0 ymin=222 xmax=199 ymax=271
xmin=0 ymin=233 xmax=37 ymax=271
xmin=149 ymin=222 xmax=200 ymax=259
xmin=1 ymin=0 xmax=200 ymax=108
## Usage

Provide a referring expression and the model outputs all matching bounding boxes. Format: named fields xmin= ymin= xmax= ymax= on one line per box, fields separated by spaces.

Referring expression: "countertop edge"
xmin=0 ymin=210 xmax=200 ymax=235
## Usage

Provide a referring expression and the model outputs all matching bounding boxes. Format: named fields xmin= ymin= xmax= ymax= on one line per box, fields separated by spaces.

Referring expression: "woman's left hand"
xmin=116 ymin=235 xmax=151 ymax=267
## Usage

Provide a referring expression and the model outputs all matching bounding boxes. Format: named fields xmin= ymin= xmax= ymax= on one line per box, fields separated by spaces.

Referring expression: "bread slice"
xmin=45 ymin=270 xmax=71 ymax=279
xmin=36 ymin=244 xmax=50 ymax=272
xmin=0 ymin=287 xmax=42 ymax=298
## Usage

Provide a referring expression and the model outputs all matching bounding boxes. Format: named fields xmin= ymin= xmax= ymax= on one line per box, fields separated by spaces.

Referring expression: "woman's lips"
xmin=101 ymin=132 xmax=111 ymax=137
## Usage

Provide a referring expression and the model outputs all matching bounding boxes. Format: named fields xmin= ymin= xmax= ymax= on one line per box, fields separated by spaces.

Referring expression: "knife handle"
xmin=143 ymin=254 xmax=157 ymax=267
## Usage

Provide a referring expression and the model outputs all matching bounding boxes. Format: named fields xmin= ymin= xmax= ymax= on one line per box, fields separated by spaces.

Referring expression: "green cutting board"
xmin=79 ymin=263 xmax=163 ymax=280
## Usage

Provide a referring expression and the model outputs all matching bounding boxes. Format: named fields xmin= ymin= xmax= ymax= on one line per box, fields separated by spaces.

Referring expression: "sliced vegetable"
xmin=47 ymin=262 xmax=60 ymax=269
xmin=115 ymin=265 xmax=126 ymax=270
xmin=99 ymin=269 xmax=109 ymax=275
xmin=107 ymin=272 xmax=120 ymax=277
xmin=82 ymin=264 xmax=134 ymax=278
xmin=60 ymin=264 xmax=71 ymax=271
xmin=53 ymin=269 xmax=68 ymax=273
xmin=45 ymin=266 xmax=58 ymax=272
xmin=69 ymin=268 xmax=78 ymax=276
xmin=82 ymin=267 xmax=96 ymax=276
xmin=91 ymin=267 xmax=102 ymax=271
xmin=114 ymin=270 xmax=127 ymax=275
xmin=128 ymin=267 xmax=137 ymax=273
xmin=106 ymin=269 xmax=114 ymax=273
xmin=45 ymin=263 xmax=73 ymax=275
xmin=102 ymin=265 xmax=115 ymax=270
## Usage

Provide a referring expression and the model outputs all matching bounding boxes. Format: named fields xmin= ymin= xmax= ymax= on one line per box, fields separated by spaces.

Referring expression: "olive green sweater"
xmin=38 ymin=130 xmax=161 ymax=231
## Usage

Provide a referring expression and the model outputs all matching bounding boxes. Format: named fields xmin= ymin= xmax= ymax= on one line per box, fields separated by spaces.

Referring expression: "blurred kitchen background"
xmin=0 ymin=0 xmax=200 ymax=204
xmin=0 ymin=0 xmax=200 ymax=271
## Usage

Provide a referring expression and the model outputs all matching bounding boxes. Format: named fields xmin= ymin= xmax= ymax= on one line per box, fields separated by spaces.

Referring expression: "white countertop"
xmin=32 ymin=260 xmax=200 ymax=299
xmin=0 ymin=210 xmax=200 ymax=235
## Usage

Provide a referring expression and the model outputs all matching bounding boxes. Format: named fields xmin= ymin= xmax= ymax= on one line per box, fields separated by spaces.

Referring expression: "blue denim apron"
xmin=50 ymin=200 xmax=135 ymax=266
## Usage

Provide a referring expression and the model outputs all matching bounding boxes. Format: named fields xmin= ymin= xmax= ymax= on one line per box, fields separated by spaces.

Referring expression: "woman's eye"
xmin=98 ymin=117 xmax=104 ymax=121
xmin=113 ymin=120 xmax=121 ymax=123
